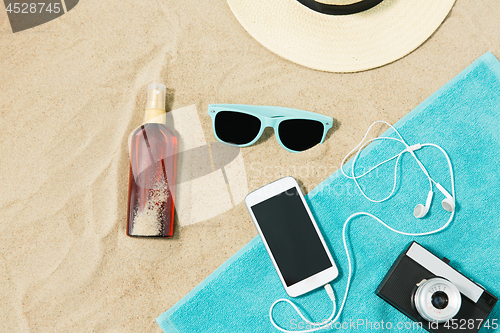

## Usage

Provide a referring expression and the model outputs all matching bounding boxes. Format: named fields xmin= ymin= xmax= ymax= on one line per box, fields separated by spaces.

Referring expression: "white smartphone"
xmin=245 ymin=176 xmax=338 ymax=297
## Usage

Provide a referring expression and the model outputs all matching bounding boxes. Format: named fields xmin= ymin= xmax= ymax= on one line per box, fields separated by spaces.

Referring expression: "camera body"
xmin=376 ymin=242 xmax=497 ymax=333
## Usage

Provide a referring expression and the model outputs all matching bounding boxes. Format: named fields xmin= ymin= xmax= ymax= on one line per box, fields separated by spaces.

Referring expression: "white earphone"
xmin=413 ymin=190 xmax=434 ymax=218
xmin=436 ymin=182 xmax=456 ymax=212
xmin=340 ymin=121 xmax=455 ymax=219
xmin=269 ymin=121 xmax=456 ymax=333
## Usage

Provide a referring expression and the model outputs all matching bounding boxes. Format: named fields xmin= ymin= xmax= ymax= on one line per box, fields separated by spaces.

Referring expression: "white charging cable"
xmin=269 ymin=284 xmax=337 ymax=333
xmin=269 ymin=121 xmax=455 ymax=332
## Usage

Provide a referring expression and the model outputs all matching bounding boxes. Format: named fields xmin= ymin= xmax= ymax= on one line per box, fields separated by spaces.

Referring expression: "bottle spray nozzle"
xmin=146 ymin=83 xmax=167 ymax=110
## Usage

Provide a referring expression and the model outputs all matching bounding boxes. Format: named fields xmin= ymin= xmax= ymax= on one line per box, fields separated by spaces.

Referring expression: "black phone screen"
xmin=251 ymin=187 xmax=332 ymax=286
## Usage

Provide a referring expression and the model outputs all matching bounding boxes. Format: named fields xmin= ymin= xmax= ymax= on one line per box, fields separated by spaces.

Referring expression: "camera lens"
xmin=414 ymin=278 xmax=461 ymax=323
xmin=431 ymin=291 xmax=449 ymax=309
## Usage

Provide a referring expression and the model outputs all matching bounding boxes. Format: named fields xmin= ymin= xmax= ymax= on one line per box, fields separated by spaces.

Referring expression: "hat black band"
xmin=296 ymin=0 xmax=384 ymax=15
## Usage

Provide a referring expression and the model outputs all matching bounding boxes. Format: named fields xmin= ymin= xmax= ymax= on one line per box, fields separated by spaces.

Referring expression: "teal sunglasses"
xmin=208 ymin=104 xmax=333 ymax=153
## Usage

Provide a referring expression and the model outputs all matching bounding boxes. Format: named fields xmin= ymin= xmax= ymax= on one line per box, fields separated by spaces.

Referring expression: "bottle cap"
xmin=146 ymin=83 xmax=166 ymax=110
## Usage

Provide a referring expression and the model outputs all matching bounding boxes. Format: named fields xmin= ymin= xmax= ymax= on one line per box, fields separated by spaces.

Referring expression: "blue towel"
xmin=157 ymin=52 xmax=500 ymax=332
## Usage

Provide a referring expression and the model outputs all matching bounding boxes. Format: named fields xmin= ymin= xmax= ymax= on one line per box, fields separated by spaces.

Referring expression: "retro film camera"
xmin=377 ymin=242 xmax=497 ymax=333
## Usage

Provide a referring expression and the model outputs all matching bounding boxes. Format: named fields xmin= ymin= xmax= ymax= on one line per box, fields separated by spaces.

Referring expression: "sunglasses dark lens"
xmin=278 ymin=119 xmax=324 ymax=151
xmin=215 ymin=111 xmax=261 ymax=145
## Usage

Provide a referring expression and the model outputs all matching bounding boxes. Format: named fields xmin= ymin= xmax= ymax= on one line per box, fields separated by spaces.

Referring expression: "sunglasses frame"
xmin=208 ymin=104 xmax=333 ymax=153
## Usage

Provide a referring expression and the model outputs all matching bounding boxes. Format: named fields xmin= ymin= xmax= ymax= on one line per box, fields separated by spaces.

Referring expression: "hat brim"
xmin=227 ymin=0 xmax=456 ymax=72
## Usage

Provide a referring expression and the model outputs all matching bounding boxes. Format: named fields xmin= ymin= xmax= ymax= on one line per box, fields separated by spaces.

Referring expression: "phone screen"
xmin=251 ymin=187 xmax=332 ymax=286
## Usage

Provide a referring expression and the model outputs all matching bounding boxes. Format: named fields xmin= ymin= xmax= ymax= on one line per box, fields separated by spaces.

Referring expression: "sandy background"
xmin=1 ymin=0 xmax=499 ymax=332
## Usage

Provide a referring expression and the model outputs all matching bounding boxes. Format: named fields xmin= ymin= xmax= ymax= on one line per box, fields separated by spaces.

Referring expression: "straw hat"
xmin=227 ymin=0 xmax=456 ymax=72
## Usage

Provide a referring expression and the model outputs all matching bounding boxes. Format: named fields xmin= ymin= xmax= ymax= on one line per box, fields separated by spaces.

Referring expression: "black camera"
xmin=376 ymin=242 xmax=497 ymax=333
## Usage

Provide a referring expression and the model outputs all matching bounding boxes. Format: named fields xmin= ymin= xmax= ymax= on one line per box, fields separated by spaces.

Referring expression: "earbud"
xmin=414 ymin=191 xmax=434 ymax=218
xmin=414 ymin=185 xmax=455 ymax=219
xmin=436 ymin=183 xmax=455 ymax=212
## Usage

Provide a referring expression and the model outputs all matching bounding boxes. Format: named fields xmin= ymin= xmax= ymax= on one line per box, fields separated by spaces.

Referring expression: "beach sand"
xmin=1 ymin=0 xmax=499 ymax=331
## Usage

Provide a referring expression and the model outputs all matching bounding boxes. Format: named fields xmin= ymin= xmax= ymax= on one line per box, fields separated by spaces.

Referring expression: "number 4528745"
xmin=6 ymin=3 xmax=61 ymax=14
xmin=443 ymin=319 xmax=498 ymax=330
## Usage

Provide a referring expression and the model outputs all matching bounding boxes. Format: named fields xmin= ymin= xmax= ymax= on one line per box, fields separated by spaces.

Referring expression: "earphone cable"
xmin=340 ymin=122 xmax=439 ymax=202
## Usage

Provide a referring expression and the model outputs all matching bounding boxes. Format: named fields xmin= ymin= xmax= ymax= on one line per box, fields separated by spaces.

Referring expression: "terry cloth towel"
xmin=157 ymin=52 xmax=500 ymax=332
